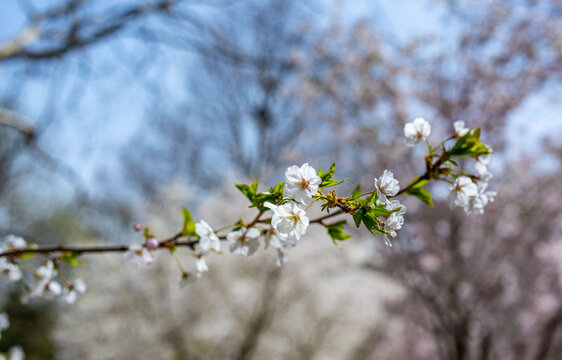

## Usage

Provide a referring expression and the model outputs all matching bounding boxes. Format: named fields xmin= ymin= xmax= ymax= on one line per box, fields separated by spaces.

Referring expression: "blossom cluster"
xmin=403 ymin=118 xmax=497 ymax=215
xmin=0 ymin=235 xmax=87 ymax=304
xmin=447 ymin=121 xmax=496 ymax=214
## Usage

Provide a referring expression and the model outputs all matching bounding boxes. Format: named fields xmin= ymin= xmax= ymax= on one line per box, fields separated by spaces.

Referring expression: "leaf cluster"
xmin=317 ymin=163 xmax=347 ymax=188
xmin=235 ymin=180 xmax=287 ymax=211
xmin=448 ymin=128 xmax=491 ymax=157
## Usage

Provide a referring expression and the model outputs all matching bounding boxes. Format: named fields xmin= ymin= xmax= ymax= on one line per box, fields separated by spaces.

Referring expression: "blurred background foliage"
xmin=0 ymin=0 xmax=561 ymax=359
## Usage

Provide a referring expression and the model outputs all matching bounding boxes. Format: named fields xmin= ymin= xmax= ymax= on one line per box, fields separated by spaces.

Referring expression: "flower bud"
xmin=145 ymin=237 xmax=159 ymax=251
xmin=133 ymin=223 xmax=143 ymax=232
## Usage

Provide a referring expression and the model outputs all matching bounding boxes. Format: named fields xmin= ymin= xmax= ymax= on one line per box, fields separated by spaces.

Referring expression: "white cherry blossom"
xmin=26 ymin=260 xmax=62 ymax=301
xmin=404 ymin=117 xmax=431 ymax=146
xmin=124 ymin=245 xmax=153 ymax=266
xmin=374 ymin=170 xmax=400 ymax=204
xmin=195 ymin=220 xmax=221 ymax=253
xmin=448 ymin=176 xmax=478 ymax=208
xmin=265 ymin=228 xmax=297 ymax=266
xmin=382 ymin=199 xmax=407 ymax=247
xmin=264 ymin=202 xmax=309 ymax=241
xmin=228 ymin=227 xmax=261 ymax=256
xmin=63 ymin=279 xmax=87 ymax=304
xmin=453 ymin=120 xmax=470 ymax=137
xmin=0 ymin=258 xmax=22 ymax=282
xmin=195 ymin=256 xmax=209 ymax=273
xmin=464 ymin=182 xmax=497 ymax=215
xmin=284 ymin=163 xmax=322 ymax=204
xmin=475 ymin=148 xmax=493 ymax=181
xmin=0 ymin=235 xmax=26 ymax=252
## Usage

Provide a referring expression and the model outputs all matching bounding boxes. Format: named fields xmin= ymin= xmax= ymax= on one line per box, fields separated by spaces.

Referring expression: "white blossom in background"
xmin=284 ymin=163 xmax=322 ymax=204
xmin=374 ymin=170 xmax=400 ymax=204
xmin=228 ymin=227 xmax=261 ymax=256
xmin=404 ymin=117 xmax=431 ymax=146
xmin=6 ymin=346 xmax=24 ymax=360
xmin=124 ymin=245 xmax=153 ymax=266
xmin=0 ymin=258 xmax=22 ymax=282
xmin=63 ymin=279 xmax=87 ymax=304
xmin=448 ymin=176 xmax=478 ymax=208
xmin=195 ymin=256 xmax=209 ymax=273
xmin=0 ymin=313 xmax=8 ymax=339
xmin=195 ymin=220 xmax=220 ymax=253
xmin=453 ymin=120 xmax=470 ymax=137
xmin=25 ymin=260 xmax=62 ymax=301
xmin=265 ymin=202 xmax=309 ymax=241
xmin=0 ymin=235 xmax=26 ymax=252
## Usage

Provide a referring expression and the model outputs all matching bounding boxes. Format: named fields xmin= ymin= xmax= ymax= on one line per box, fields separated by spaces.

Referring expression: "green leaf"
xmin=235 ymin=180 xmax=258 ymax=202
xmin=317 ymin=162 xmax=346 ymax=188
xmin=325 ymin=220 xmax=352 ymax=244
xmin=448 ymin=128 xmax=491 ymax=157
xmin=352 ymin=207 xmax=366 ymax=228
xmin=182 ymin=208 xmax=196 ymax=236
xmin=317 ymin=163 xmax=335 ymax=181
xmin=17 ymin=251 xmax=36 ymax=260
xmin=321 ymin=179 xmax=347 ymax=187
xmin=271 ymin=181 xmax=284 ymax=196
xmin=366 ymin=190 xmax=378 ymax=205
xmin=350 ymin=185 xmax=362 ymax=199
xmin=369 ymin=205 xmax=397 ymax=217
xmin=252 ymin=182 xmax=285 ymax=210
xmin=404 ymin=180 xmax=434 ymax=207
xmin=61 ymin=252 xmax=83 ymax=267
xmin=362 ymin=212 xmax=384 ymax=235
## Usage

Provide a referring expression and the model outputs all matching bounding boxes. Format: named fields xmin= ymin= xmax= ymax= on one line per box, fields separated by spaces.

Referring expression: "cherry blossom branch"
xmin=0 ymin=118 xmax=496 ymax=305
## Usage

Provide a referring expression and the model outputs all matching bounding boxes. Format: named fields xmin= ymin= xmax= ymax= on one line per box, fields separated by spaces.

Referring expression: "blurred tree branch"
xmin=0 ymin=0 xmax=189 ymax=62
xmin=0 ymin=108 xmax=35 ymax=141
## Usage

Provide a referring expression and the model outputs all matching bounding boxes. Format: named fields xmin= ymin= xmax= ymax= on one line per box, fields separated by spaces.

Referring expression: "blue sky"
xmin=0 ymin=0 xmax=560 ymax=197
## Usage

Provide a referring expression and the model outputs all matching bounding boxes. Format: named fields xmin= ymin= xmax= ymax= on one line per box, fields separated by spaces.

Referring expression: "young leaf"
xmin=325 ymin=220 xmax=352 ymax=244
xmin=352 ymin=206 xmax=366 ymax=228
xmin=235 ymin=180 xmax=258 ymax=202
xmin=448 ymin=128 xmax=491 ymax=157
xmin=61 ymin=252 xmax=83 ymax=267
xmin=252 ymin=182 xmax=285 ymax=210
xmin=366 ymin=190 xmax=378 ymax=205
xmin=271 ymin=181 xmax=284 ymax=196
xmin=369 ymin=205 xmax=397 ymax=217
xmin=351 ymin=185 xmax=362 ymax=199
xmin=182 ymin=208 xmax=196 ymax=236
xmin=318 ymin=162 xmax=347 ymax=188
xmin=404 ymin=180 xmax=434 ymax=207
xmin=362 ymin=212 xmax=384 ymax=235
xmin=321 ymin=179 xmax=347 ymax=187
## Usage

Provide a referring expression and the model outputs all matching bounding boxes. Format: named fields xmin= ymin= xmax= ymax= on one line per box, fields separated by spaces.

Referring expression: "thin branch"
xmin=0 ymin=0 xmax=184 ymax=62
xmin=535 ymin=305 xmax=562 ymax=360
xmin=0 ymin=108 xmax=35 ymax=141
